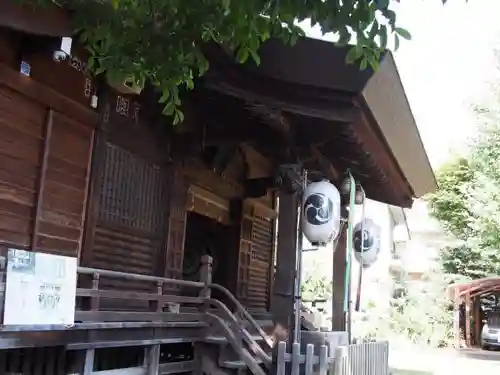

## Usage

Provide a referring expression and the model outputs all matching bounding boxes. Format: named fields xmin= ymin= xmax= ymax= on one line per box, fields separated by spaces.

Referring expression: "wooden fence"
xmin=276 ymin=340 xmax=389 ymax=375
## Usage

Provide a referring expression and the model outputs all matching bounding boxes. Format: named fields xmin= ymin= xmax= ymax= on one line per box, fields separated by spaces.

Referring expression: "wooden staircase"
xmin=198 ymin=314 xmax=274 ymax=375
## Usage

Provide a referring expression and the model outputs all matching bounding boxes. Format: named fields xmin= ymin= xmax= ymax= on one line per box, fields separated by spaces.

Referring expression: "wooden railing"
xmin=75 ymin=255 xmax=271 ymax=374
xmin=76 ymin=256 xmax=270 ymax=339
xmin=276 ymin=340 xmax=389 ymax=375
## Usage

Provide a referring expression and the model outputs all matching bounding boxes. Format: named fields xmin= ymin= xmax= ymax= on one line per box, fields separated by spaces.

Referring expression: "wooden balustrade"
xmin=75 ymin=255 xmax=211 ymax=323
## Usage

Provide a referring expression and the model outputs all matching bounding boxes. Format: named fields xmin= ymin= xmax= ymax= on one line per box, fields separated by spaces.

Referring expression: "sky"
xmin=301 ymin=0 xmax=500 ymax=169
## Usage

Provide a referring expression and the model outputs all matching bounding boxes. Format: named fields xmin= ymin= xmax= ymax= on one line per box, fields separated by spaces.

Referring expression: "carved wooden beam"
xmin=310 ymin=146 xmax=341 ymax=183
xmin=205 ymin=80 xmax=358 ymax=124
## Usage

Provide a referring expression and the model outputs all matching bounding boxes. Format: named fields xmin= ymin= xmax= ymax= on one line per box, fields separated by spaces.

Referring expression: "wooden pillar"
xmin=271 ymin=193 xmax=299 ymax=341
xmin=453 ymin=289 xmax=460 ymax=348
xmin=163 ymin=163 xmax=188 ymax=288
xmin=331 ymin=227 xmax=347 ymax=331
xmin=465 ymin=292 xmax=471 ymax=347
xmin=332 ymin=226 xmax=347 ymax=331
xmin=473 ymin=296 xmax=481 ymax=347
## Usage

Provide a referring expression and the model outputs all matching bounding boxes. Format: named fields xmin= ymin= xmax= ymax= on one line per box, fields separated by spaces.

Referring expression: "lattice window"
xmin=98 ymin=143 xmax=167 ymax=233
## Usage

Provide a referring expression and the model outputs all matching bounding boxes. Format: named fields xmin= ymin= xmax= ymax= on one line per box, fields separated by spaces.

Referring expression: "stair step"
xmin=204 ymin=335 xmax=267 ymax=344
xmin=221 ymin=359 xmax=262 ymax=369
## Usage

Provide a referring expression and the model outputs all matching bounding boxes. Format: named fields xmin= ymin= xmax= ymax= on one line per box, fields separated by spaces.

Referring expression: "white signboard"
xmin=3 ymin=249 xmax=77 ymax=325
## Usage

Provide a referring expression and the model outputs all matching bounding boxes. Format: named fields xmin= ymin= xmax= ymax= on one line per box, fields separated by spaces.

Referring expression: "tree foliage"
xmin=427 ymin=105 xmax=500 ymax=279
xmin=31 ymin=0 xmax=416 ymax=122
xmin=357 ymin=267 xmax=456 ymax=348
xmin=301 ymin=274 xmax=332 ymax=304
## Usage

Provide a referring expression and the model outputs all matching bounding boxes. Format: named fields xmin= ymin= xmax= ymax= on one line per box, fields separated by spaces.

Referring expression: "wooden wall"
xmin=0 ymin=27 xmax=277 ymax=312
xmin=184 ymin=149 xmax=276 ymax=311
xmin=0 ymin=30 xmax=96 ymax=259
xmin=79 ymin=91 xmax=173 ymax=299
xmin=233 ymin=196 xmax=276 ymax=312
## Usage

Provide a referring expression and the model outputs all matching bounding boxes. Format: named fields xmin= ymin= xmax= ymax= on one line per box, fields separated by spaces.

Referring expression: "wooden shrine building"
xmin=0 ymin=2 xmax=436 ymax=374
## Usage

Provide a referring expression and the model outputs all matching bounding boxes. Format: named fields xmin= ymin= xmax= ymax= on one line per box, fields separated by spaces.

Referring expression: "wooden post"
xmin=145 ymin=345 xmax=160 ymax=375
xmin=271 ymin=193 xmax=299 ymax=342
xmin=90 ymin=272 xmax=100 ymax=312
xmin=199 ymin=255 xmax=213 ymax=313
xmin=83 ymin=348 xmax=95 ymax=375
xmin=150 ymin=280 xmax=163 ymax=313
xmin=331 ymin=227 xmax=347 ymax=331
xmin=465 ymin=292 xmax=471 ymax=347
xmin=0 ymin=255 xmax=6 ymax=324
xmin=473 ymin=296 xmax=481 ymax=347
xmin=453 ymin=288 xmax=460 ymax=348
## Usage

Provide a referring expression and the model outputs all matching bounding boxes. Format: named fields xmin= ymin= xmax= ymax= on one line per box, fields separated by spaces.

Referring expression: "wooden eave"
xmin=245 ymin=37 xmax=437 ymax=204
xmin=200 ymin=44 xmax=415 ymax=207
xmin=0 ymin=1 xmax=73 ymax=37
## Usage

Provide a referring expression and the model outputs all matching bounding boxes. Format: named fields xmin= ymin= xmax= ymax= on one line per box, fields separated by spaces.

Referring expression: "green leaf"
xmin=395 ymin=27 xmax=412 ymax=40
xmin=375 ymin=0 xmax=390 ymax=10
xmin=336 ymin=26 xmax=350 ymax=46
xmin=236 ymin=48 xmax=249 ymax=63
xmin=95 ymin=66 xmax=106 ymax=75
xmin=383 ymin=9 xmax=397 ymax=29
xmin=250 ymin=50 xmax=261 ymax=65
xmin=360 ymin=58 xmax=368 ymax=70
xmin=44 ymin=0 xmax=416 ymax=123
xmin=394 ymin=34 xmax=400 ymax=51
xmin=366 ymin=53 xmax=380 ymax=71
xmin=159 ymin=88 xmax=170 ymax=103
xmin=346 ymin=45 xmax=363 ymax=64
xmin=369 ymin=20 xmax=379 ymax=41
xmin=163 ymin=102 xmax=175 ymax=116
xmin=379 ymin=25 xmax=388 ymax=50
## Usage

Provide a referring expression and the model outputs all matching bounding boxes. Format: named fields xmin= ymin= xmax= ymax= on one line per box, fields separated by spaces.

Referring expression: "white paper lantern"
xmin=302 ymin=180 xmax=341 ymax=246
xmin=353 ymin=218 xmax=381 ymax=268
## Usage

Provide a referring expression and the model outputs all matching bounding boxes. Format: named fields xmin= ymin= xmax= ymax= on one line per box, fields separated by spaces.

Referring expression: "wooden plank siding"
xmin=235 ymin=197 xmax=276 ymax=312
xmin=0 ymin=29 xmax=277 ymax=315
xmin=248 ymin=213 xmax=274 ymax=311
xmin=0 ymin=62 xmax=96 ymax=258
xmin=78 ymin=92 xmax=180 ymax=304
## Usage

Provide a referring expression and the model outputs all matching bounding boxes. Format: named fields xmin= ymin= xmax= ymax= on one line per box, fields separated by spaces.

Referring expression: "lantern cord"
xmin=355 ymin=186 xmax=367 ymax=312
xmin=344 ymin=172 xmax=356 ymax=344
